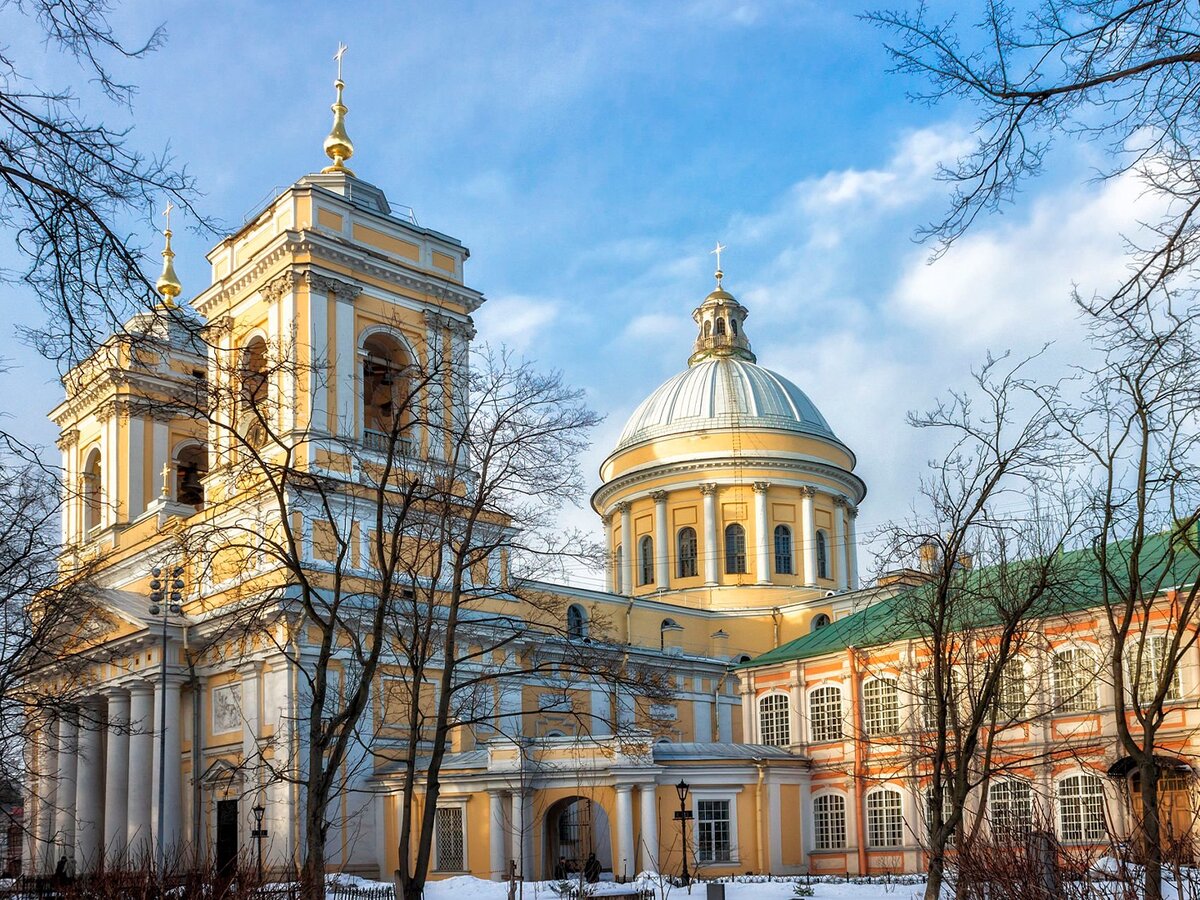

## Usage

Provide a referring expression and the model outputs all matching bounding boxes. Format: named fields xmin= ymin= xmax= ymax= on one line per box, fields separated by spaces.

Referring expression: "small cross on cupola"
xmin=688 ymin=243 xmax=756 ymax=366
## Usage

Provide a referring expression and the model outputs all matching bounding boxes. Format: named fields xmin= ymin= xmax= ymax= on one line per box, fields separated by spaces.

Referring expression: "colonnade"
xmin=607 ymin=483 xmax=859 ymax=594
xmin=484 ymin=783 xmax=658 ymax=882
xmin=26 ymin=676 xmax=185 ymax=875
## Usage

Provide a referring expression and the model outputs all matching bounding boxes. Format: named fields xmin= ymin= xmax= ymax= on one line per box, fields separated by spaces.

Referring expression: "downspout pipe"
xmin=848 ymin=646 xmax=868 ymax=875
xmin=755 ymin=761 xmax=767 ymax=874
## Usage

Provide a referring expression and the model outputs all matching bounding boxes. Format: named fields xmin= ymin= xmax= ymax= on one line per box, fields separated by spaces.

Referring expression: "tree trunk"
xmin=1139 ymin=760 xmax=1163 ymax=900
xmin=924 ymin=851 xmax=945 ymax=900
xmin=301 ymin=748 xmax=328 ymax=900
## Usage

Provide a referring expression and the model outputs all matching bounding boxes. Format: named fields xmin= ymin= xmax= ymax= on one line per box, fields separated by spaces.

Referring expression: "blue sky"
xmin=0 ymin=1 xmax=1149 ymax=587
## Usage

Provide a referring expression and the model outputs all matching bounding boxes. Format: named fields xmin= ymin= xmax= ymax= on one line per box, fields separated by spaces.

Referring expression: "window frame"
xmin=808 ymin=685 xmax=844 ymax=743
xmin=863 ymin=676 xmax=900 ymax=737
xmin=693 ymin=795 xmax=736 ymax=864
xmin=724 ymin=523 xmax=747 ymax=574
xmin=865 ymin=788 xmax=905 ymax=848
xmin=1127 ymin=633 xmax=1183 ymax=704
xmin=816 ymin=529 xmax=829 ymax=580
xmin=773 ymin=524 xmax=794 ymax=575
xmin=988 ymin=778 xmax=1034 ymax=842
xmin=638 ymin=534 xmax=655 ymax=586
xmin=433 ymin=800 xmax=469 ymax=872
xmin=812 ymin=792 xmax=847 ymax=851
xmin=1057 ymin=772 xmax=1106 ymax=844
xmin=677 ymin=526 xmax=698 ymax=579
xmin=1053 ymin=645 xmax=1098 ymax=714
xmin=566 ymin=604 xmax=587 ymax=640
xmin=757 ymin=692 xmax=791 ymax=746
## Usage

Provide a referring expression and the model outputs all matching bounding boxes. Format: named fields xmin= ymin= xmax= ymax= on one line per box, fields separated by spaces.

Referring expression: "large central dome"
xmin=615 ymin=357 xmax=837 ymax=451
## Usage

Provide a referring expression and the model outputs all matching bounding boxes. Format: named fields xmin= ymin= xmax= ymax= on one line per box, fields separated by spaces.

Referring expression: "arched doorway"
xmin=544 ymin=796 xmax=613 ymax=881
xmin=1109 ymin=755 xmax=1197 ymax=861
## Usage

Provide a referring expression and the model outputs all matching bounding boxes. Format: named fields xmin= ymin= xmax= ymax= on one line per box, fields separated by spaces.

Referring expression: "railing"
xmin=362 ymin=430 xmax=413 ymax=456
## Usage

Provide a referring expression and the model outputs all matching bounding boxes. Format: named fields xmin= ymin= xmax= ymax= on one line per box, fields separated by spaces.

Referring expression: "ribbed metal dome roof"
xmin=615 ymin=357 xmax=837 ymax=451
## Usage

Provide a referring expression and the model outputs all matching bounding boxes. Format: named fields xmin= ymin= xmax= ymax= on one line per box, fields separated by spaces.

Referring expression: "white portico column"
xmin=36 ymin=721 xmax=58 ymax=873
xmin=510 ymin=791 xmax=533 ymax=879
xmin=152 ymin=675 xmax=184 ymax=862
xmin=618 ymin=502 xmax=634 ymax=596
xmin=126 ymin=682 xmax=154 ymax=855
xmin=489 ymin=790 xmax=509 ymax=880
xmin=701 ymin=483 xmax=719 ymax=585
xmin=638 ymin=784 xmax=659 ymax=875
xmin=847 ymin=505 xmax=859 ymax=590
xmin=753 ymin=482 xmax=771 ymax=584
xmin=55 ymin=712 xmax=78 ymax=866
xmin=602 ymin=515 xmax=614 ymax=592
xmin=615 ymin=785 xmax=635 ymax=881
xmin=652 ymin=491 xmax=670 ymax=588
xmin=833 ymin=498 xmax=849 ymax=592
xmin=75 ymin=701 xmax=105 ymax=872
xmin=104 ymin=689 xmax=130 ymax=862
xmin=800 ymin=487 xmax=817 ymax=586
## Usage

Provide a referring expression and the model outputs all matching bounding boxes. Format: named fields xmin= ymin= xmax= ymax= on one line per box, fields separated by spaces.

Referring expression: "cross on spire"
xmin=162 ymin=201 xmax=175 ymax=233
xmin=334 ymin=42 xmax=348 ymax=82
xmin=710 ymin=241 xmax=727 ymax=286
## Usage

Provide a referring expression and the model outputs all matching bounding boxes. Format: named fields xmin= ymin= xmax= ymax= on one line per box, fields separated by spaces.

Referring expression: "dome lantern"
xmin=689 ymin=250 xmax=755 ymax=366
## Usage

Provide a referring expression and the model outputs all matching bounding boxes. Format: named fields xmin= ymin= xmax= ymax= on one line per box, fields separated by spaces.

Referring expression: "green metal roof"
xmin=742 ymin=530 xmax=1200 ymax=670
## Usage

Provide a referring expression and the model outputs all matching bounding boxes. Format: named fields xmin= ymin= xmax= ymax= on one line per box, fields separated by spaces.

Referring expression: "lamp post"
xmin=251 ymin=802 xmax=267 ymax=883
xmin=149 ymin=566 xmax=184 ymax=879
xmin=673 ymin=780 xmax=692 ymax=887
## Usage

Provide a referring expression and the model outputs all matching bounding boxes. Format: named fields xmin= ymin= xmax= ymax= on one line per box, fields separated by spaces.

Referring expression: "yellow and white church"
xmin=22 ymin=67 xmax=915 ymax=884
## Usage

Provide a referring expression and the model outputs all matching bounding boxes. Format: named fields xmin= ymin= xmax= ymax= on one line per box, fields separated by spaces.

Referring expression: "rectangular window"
xmin=809 ymin=687 xmax=843 ymax=743
xmin=758 ymin=694 xmax=790 ymax=746
xmin=434 ymin=806 xmax=465 ymax=872
xmin=866 ymin=790 xmax=904 ymax=848
xmin=697 ymin=799 xmax=732 ymax=862
xmin=863 ymin=678 xmax=899 ymax=736
xmin=813 ymin=794 xmax=846 ymax=850
xmin=997 ymin=660 xmax=1028 ymax=719
xmin=1128 ymin=634 xmax=1182 ymax=704
xmin=1054 ymin=648 xmax=1097 ymax=713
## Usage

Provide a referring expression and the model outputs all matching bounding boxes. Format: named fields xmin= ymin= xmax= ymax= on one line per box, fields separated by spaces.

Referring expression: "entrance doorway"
xmin=544 ymin=796 xmax=614 ymax=881
xmin=216 ymin=799 xmax=239 ymax=878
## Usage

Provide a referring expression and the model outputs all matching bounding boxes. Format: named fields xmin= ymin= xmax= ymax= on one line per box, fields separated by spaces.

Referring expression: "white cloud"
xmin=473 ymin=294 xmax=562 ymax=354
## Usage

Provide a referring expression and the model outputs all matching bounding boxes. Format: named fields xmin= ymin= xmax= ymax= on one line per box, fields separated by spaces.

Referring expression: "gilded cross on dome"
xmin=334 ymin=43 xmax=348 ymax=81
xmin=710 ymin=242 xmax=727 ymax=287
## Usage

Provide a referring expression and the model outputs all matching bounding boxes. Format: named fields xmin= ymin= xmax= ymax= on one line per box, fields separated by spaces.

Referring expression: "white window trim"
xmin=433 ymin=797 xmax=470 ymax=873
xmin=757 ymin=691 xmax=791 ymax=747
xmin=689 ymin=789 xmax=740 ymax=866
xmin=811 ymin=790 xmax=849 ymax=851
xmin=1051 ymin=643 xmax=1100 ymax=714
xmin=1055 ymin=770 xmax=1107 ymax=845
xmin=862 ymin=676 xmax=901 ymax=737
xmin=806 ymin=683 xmax=845 ymax=744
xmin=864 ymin=787 xmax=906 ymax=849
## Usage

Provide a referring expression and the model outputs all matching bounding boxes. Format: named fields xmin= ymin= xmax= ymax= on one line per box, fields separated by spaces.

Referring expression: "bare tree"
xmin=0 ymin=0 xmax=204 ymax=368
xmin=868 ymin=0 xmax=1200 ymax=284
xmin=164 ymin=321 xmax=666 ymax=900
xmin=873 ymin=355 xmax=1084 ymax=900
xmin=1037 ymin=303 xmax=1200 ymax=900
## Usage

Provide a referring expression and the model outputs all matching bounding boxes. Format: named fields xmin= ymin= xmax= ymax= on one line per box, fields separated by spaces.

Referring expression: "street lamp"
xmin=251 ymin=802 xmax=268 ymax=883
xmin=149 ymin=566 xmax=184 ymax=879
xmin=673 ymin=780 xmax=691 ymax=887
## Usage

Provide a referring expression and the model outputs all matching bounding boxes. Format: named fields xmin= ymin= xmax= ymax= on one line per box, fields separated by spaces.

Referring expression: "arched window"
xmin=774 ymin=525 xmax=793 ymax=575
xmin=758 ymin=694 xmax=790 ymax=746
xmin=811 ymin=613 xmax=831 ymax=632
xmin=566 ymin=604 xmax=587 ymax=640
xmin=703 ymin=320 xmax=712 ymax=338
xmin=1054 ymin=647 xmax=1098 ymax=713
xmin=863 ymin=677 xmax=899 ymax=736
xmin=724 ymin=523 xmax=746 ymax=574
xmin=813 ymin=794 xmax=846 ymax=850
xmin=363 ymin=333 xmax=412 ymax=453
xmin=730 ymin=318 xmax=738 ymax=336
xmin=639 ymin=535 xmax=654 ymax=586
xmin=866 ymin=789 xmax=904 ymax=847
xmin=677 ymin=527 xmax=698 ymax=578
xmin=816 ymin=530 xmax=829 ymax=580
xmin=614 ymin=545 xmax=623 ymax=593
xmin=82 ymin=448 xmax=102 ymax=533
xmin=1057 ymin=773 xmax=1106 ymax=842
xmin=175 ymin=444 xmax=208 ymax=508
xmin=989 ymin=779 xmax=1033 ymax=842
xmin=715 ymin=318 xmax=727 ymax=336
xmin=809 ymin=685 xmax=843 ymax=743
xmin=239 ymin=337 xmax=268 ymax=411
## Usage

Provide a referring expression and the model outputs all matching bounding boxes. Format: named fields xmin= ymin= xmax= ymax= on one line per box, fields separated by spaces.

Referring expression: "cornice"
xmin=593 ymin=456 xmax=866 ymax=513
